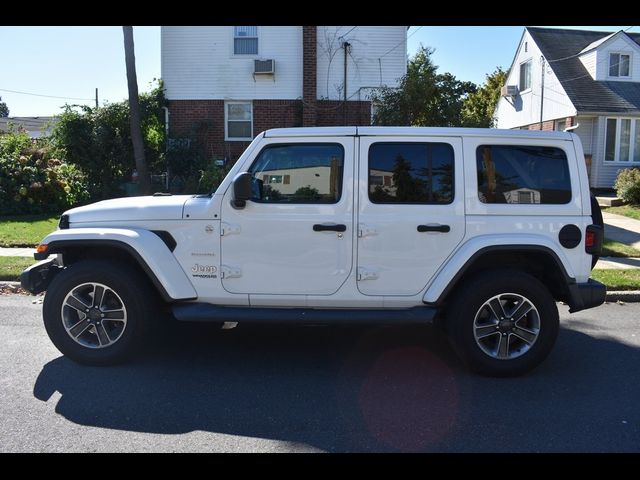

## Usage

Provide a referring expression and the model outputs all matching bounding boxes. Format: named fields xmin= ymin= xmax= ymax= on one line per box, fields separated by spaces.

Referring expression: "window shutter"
xmin=283 ymin=175 xmax=290 ymax=185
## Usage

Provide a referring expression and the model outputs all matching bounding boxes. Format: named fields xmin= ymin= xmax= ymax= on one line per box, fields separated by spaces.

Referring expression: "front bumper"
xmin=20 ymin=258 xmax=62 ymax=295
xmin=567 ymin=279 xmax=606 ymax=313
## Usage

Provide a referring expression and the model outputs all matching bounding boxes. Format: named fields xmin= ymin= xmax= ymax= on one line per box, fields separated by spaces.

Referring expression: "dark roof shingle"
xmin=527 ymin=27 xmax=640 ymax=113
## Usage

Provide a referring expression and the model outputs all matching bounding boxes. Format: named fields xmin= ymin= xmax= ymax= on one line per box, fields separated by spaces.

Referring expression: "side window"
xmin=368 ymin=142 xmax=454 ymax=204
xmin=234 ymin=26 xmax=258 ymax=55
xmin=248 ymin=144 xmax=344 ymax=204
xmin=476 ymin=145 xmax=571 ymax=204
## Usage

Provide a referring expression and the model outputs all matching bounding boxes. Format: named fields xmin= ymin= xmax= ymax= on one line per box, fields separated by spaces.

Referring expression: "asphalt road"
xmin=1 ymin=294 xmax=639 ymax=452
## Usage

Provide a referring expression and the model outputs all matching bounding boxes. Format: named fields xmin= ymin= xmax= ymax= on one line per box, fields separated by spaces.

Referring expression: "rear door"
xmin=356 ymin=136 xmax=465 ymax=296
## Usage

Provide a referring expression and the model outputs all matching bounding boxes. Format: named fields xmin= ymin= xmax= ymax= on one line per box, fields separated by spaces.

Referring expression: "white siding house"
xmin=161 ymin=26 xmax=407 ymax=163
xmin=495 ymin=27 xmax=640 ymax=188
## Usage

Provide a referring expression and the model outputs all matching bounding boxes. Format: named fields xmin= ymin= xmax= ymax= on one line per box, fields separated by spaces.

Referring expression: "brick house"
xmin=495 ymin=27 xmax=640 ymax=188
xmin=161 ymin=26 xmax=407 ymax=164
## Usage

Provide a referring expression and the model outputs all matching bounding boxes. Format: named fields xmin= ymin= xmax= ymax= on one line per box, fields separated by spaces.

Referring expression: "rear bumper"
xmin=20 ymin=258 xmax=62 ymax=295
xmin=567 ymin=279 xmax=606 ymax=313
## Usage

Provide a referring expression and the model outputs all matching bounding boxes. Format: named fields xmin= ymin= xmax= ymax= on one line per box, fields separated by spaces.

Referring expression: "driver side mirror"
xmin=231 ymin=172 xmax=252 ymax=209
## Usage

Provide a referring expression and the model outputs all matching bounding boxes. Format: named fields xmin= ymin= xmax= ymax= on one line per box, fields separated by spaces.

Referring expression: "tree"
xmin=372 ymin=46 xmax=477 ymax=127
xmin=0 ymin=96 xmax=9 ymax=117
xmin=123 ymin=26 xmax=151 ymax=195
xmin=52 ymin=82 xmax=166 ymax=200
xmin=461 ymin=67 xmax=508 ymax=128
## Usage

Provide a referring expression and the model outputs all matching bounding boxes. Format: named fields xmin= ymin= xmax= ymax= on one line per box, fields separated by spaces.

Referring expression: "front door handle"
xmin=417 ymin=224 xmax=450 ymax=233
xmin=313 ymin=223 xmax=347 ymax=232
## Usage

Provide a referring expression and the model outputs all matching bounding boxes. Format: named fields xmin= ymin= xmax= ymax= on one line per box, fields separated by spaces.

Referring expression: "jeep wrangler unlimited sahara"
xmin=21 ymin=127 xmax=606 ymax=376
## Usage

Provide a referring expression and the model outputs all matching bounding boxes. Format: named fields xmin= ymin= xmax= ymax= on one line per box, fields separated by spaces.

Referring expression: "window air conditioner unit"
xmin=254 ymin=59 xmax=275 ymax=74
xmin=501 ymin=85 xmax=519 ymax=97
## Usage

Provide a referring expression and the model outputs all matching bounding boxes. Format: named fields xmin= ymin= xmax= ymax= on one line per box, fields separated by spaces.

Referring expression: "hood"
xmin=64 ymin=195 xmax=193 ymax=223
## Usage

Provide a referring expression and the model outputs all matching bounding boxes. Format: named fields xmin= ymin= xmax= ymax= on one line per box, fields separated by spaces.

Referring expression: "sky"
xmin=1 ymin=25 xmax=638 ymax=117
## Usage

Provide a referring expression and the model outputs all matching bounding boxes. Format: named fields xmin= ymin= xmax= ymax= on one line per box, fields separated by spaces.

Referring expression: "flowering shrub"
xmin=614 ymin=168 xmax=640 ymax=205
xmin=0 ymin=131 xmax=89 ymax=215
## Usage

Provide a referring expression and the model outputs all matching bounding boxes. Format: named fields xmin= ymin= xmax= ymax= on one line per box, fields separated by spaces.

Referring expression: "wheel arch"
xmin=426 ymin=245 xmax=574 ymax=308
xmin=36 ymin=228 xmax=197 ymax=302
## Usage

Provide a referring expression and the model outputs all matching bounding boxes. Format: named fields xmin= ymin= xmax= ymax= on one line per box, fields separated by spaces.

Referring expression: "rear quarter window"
xmin=476 ymin=145 xmax=571 ymax=204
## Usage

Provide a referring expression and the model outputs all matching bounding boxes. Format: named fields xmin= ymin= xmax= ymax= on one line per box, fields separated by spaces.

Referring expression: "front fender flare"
xmin=36 ymin=228 xmax=197 ymax=301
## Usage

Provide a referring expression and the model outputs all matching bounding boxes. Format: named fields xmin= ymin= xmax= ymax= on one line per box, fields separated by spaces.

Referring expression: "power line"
xmin=341 ymin=26 xmax=357 ymax=37
xmin=0 ymin=88 xmax=93 ymax=101
xmin=547 ymin=26 xmax=636 ymax=64
xmin=380 ymin=26 xmax=423 ymax=59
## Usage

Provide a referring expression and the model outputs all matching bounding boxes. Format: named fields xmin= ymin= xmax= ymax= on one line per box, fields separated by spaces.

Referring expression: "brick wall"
xmin=527 ymin=120 xmax=555 ymax=131
xmin=316 ymin=100 xmax=371 ymax=126
xmin=524 ymin=117 xmax=575 ymax=131
xmin=302 ymin=26 xmax=317 ymax=127
xmin=169 ymin=99 xmax=304 ymax=163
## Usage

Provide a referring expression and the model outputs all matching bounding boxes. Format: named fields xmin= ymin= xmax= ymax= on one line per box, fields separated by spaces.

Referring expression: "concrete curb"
xmin=603 ymin=291 xmax=640 ymax=303
xmin=2 ymin=280 xmax=640 ymax=303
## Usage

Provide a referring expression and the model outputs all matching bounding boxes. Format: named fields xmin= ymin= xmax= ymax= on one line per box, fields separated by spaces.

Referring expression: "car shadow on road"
xmin=33 ymin=322 xmax=640 ymax=452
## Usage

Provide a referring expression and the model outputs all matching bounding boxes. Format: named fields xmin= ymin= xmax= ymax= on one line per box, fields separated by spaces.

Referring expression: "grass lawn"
xmin=0 ymin=256 xmax=35 ymax=281
xmin=0 ymin=214 xmax=59 ymax=247
xmin=592 ymin=269 xmax=640 ymax=291
xmin=603 ymin=205 xmax=640 ymax=221
xmin=602 ymin=239 xmax=640 ymax=257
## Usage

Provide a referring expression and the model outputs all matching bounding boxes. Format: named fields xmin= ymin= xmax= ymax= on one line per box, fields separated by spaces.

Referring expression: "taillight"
xmin=585 ymin=224 xmax=603 ymax=255
xmin=585 ymin=230 xmax=595 ymax=248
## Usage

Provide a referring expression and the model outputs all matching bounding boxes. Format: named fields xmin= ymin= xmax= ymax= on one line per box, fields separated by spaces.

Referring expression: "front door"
xmin=220 ymin=138 xmax=355 ymax=295
xmin=357 ymin=136 xmax=465 ymax=296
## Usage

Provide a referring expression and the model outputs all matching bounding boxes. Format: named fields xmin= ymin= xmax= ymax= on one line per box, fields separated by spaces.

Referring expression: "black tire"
xmin=590 ymin=193 xmax=604 ymax=269
xmin=43 ymin=259 xmax=156 ymax=366
xmin=446 ymin=269 xmax=559 ymax=377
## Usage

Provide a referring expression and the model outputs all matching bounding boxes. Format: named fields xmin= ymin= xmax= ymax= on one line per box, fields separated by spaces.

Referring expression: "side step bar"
xmin=171 ymin=303 xmax=437 ymax=325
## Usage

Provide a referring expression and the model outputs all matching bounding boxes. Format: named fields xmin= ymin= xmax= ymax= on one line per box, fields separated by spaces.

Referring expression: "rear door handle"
xmin=417 ymin=224 xmax=450 ymax=233
xmin=313 ymin=224 xmax=347 ymax=232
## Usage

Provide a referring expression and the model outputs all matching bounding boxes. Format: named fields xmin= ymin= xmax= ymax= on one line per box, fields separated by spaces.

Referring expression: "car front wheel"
xmin=43 ymin=259 xmax=155 ymax=366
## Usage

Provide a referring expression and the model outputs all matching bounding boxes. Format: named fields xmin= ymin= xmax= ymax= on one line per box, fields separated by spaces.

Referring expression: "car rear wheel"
xmin=446 ymin=269 xmax=559 ymax=377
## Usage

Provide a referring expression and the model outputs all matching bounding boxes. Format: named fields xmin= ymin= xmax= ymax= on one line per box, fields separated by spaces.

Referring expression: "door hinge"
xmin=221 ymin=222 xmax=241 ymax=236
xmin=220 ymin=265 xmax=242 ymax=279
xmin=358 ymin=224 xmax=377 ymax=238
xmin=357 ymin=267 xmax=379 ymax=281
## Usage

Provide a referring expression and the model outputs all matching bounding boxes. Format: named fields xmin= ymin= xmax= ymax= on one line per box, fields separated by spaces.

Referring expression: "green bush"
xmin=52 ymin=80 xmax=167 ymax=200
xmin=0 ymin=131 xmax=90 ymax=215
xmin=614 ymin=168 xmax=640 ymax=205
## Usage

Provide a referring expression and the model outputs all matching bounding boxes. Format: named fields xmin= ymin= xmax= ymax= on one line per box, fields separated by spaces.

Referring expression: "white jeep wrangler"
xmin=21 ymin=127 xmax=606 ymax=376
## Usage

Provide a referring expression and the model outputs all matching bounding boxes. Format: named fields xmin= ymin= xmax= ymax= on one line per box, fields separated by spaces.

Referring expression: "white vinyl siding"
xmin=225 ymin=101 xmax=253 ymax=141
xmin=604 ymin=117 xmax=640 ymax=163
xmin=316 ymin=26 xmax=407 ymax=100
xmin=495 ymin=30 xmax=577 ymax=130
xmin=594 ymin=34 xmax=640 ymax=82
xmin=162 ymin=26 xmax=407 ymax=101
xmin=234 ymin=26 xmax=258 ymax=55
xmin=162 ymin=26 xmax=303 ymax=100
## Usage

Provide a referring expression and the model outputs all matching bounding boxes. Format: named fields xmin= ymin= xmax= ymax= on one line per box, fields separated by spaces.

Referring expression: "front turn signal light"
xmin=36 ymin=244 xmax=48 ymax=254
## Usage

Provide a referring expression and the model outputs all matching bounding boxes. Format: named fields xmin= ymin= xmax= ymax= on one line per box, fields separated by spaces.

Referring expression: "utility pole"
xmin=95 ymin=88 xmax=99 ymax=109
xmin=539 ymin=56 xmax=545 ymax=130
xmin=343 ymin=41 xmax=350 ymax=126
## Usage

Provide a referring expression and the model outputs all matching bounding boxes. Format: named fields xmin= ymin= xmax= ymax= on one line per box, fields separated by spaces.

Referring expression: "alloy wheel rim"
xmin=60 ymin=282 xmax=128 ymax=349
xmin=473 ymin=293 xmax=540 ymax=360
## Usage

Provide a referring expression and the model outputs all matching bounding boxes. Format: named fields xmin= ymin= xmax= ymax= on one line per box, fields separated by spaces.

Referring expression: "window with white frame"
xmin=519 ymin=60 xmax=532 ymax=91
xmin=234 ymin=26 xmax=258 ymax=55
xmin=225 ymin=102 xmax=253 ymax=141
xmin=609 ymin=53 xmax=631 ymax=77
xmin=604 ymin=118 xmax=640 ymax=162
